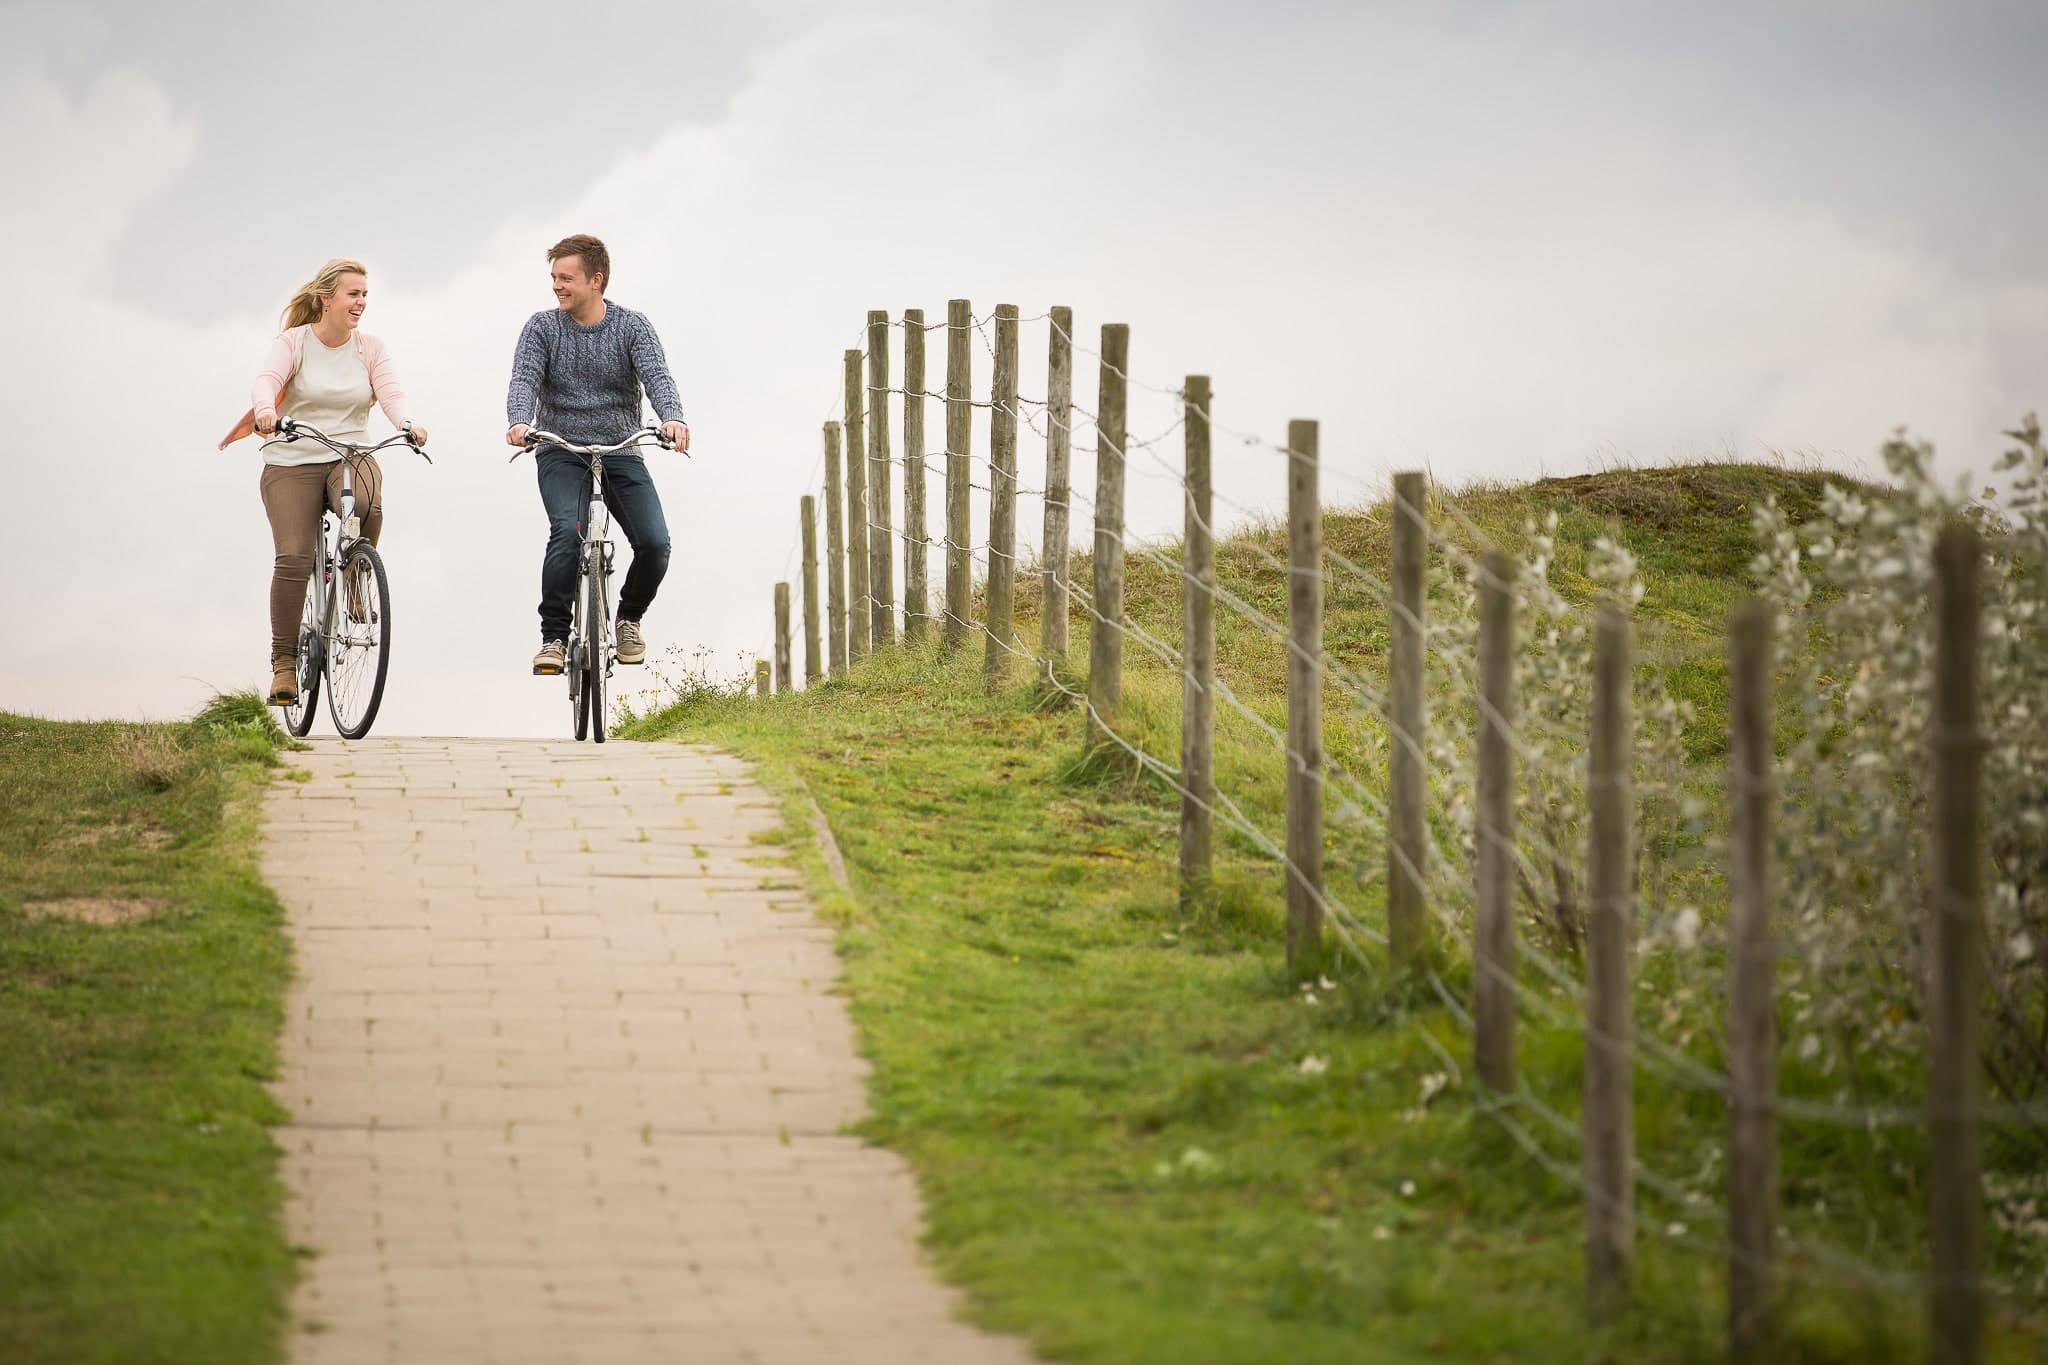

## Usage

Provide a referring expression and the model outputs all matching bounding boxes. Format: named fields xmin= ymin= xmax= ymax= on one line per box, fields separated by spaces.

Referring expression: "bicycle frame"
xmin=306 ymin=457 xmax=374 ymax=672
xmin=511 ymin=426 xmax=675 ymax=742
xmin=296 ymin=461 xmax=357 ymax=686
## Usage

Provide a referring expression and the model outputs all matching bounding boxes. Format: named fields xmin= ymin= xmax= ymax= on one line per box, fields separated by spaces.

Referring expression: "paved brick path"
xmin=261 ymin=737 xmax=1036 ymax=1365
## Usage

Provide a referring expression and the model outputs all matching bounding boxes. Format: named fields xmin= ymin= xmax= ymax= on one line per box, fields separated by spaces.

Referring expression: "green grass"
xmin=622 ymin=462 xmax=2042 ymax=1363
xmin=0 ymin=694 xmax=297 ymax=1365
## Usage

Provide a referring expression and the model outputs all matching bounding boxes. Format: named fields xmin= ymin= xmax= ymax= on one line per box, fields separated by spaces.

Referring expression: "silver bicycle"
xmin=512 ymin=426 xmax=676 ymax=743
xmin=270 ymin=417 xmax=431 ymax=739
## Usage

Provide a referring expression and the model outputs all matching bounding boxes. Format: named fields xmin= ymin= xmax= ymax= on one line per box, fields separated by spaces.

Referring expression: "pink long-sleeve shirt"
xmin=218 ymin=324 xmax=412 ymax=449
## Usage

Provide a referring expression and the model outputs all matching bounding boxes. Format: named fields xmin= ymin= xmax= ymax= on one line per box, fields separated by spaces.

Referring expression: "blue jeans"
xmin=536 ymin=450 xmax=671 ymax=643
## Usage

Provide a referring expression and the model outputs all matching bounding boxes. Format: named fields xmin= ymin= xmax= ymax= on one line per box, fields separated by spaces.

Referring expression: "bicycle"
xmin=268 ymin=417 xmax=431 ymax=739
xmin=511 ymin=426 xmax=677 ymax=743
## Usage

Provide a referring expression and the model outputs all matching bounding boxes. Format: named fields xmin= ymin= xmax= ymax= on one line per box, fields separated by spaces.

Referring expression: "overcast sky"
xmin=3 ymin=0 xmax=2043 ymax=736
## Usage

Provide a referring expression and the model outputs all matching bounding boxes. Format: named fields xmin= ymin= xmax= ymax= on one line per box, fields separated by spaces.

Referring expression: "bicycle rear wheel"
xmin=280 ymin=571 xmax=323 ymax=738
xmin=326 ymin=540 xmax=392 ymax=740
xmin=569 ymin=552 xmax=589 ymax=740
xmin=587 ymin=554 xmax=608 ymax=744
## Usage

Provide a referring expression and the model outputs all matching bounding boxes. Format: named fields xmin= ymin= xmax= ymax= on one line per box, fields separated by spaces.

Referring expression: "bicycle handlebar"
xmin=506 ymin=425 xmax=679 ymax=463
xmin=274 ymin=416 xmax=432 ymax=464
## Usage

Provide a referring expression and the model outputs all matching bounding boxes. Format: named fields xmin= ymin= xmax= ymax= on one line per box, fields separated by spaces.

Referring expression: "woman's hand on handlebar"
xmin=406 ymin=422 xmax=431 ymax=448
xmin=255 ymin=411 xmax=279 ymax=437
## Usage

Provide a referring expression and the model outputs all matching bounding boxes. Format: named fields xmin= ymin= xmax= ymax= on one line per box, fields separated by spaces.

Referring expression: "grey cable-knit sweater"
xmin=504 ymin=302 xmax=686 ymax=448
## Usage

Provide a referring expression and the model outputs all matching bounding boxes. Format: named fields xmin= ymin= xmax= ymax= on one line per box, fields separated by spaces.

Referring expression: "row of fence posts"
xmin=761 ymin=301 xmax=1070 ymax=694
xmin=754 ymin=304 xmax=1989 ymax=1365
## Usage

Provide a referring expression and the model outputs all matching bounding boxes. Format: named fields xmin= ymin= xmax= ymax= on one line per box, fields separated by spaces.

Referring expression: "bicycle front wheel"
xmin=326 ymin=540 xmax=392 ymax=740
xmin=280 ymin=570 xmax=323 ymax=738
xmin=586 ymin=555 xmax=608 ymax=745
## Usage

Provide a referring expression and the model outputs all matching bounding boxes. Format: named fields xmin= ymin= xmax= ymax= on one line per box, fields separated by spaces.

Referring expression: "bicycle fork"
xmin=584 ymin=475 xmax=616 ymax=669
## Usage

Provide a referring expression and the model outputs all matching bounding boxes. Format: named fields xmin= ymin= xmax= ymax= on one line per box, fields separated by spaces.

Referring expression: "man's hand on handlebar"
xmin=508 ymin=425 xmax=688 ymax=457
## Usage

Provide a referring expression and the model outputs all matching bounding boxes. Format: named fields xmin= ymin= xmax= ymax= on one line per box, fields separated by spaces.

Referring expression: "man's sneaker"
xmin=268 ymin=657 xmax=299 ymax=706
xmin=616 ymin=618 xmax=646 ymax=665
xmin=532 ymin=640 xmax=567 ymax=675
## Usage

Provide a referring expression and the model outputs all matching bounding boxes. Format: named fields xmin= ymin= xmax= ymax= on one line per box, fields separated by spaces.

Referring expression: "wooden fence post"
xmin=1389 ymin=470 xmax=1429 ymax=968
xmin=1474 ymin=550 xmax=1517 ymax=1092
xmin=1285 ymin=419 xmax=1324 ymax=970
xmin=1585 ymin=601 xmax=1635 ymax=1320
xmin=1929 ymin=522 xmax=1984 ymax=1365
xmin=1041 ymin=306 xmax=1074 ymax=663
xmin=1727 ymin=600 xmax=1776 ymax=1359
xmin=844 ymin=348 xmax=870 ymax=661
xmin=1086 ymin=324 xmax=1129 ymax=745
xmin=801 ymin=497 xmax=821 ymax=685
xmin=867 ymin=310 xmax=895 ymax=647
xmin=903 ymin=308 xmax=929 ymax=644
xmin=944 ymin=299 xmax=973 ymax=652
xmin=823 ymin=423 xmax=847 ymax=679
xmin=774 ymin=583 xmax=792 ymax=694
xmin=985 ymin=304 xmax=1020 ymax=689
xmin=754 ymin=659 xmax=770 ymax=698
xmin=1179 ymin=375 xmax=1214 ymax=908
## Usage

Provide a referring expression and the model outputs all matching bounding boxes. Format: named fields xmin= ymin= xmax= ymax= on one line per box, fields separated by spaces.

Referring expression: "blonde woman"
xmin=220 ymin=259 xmax=428 ymax=705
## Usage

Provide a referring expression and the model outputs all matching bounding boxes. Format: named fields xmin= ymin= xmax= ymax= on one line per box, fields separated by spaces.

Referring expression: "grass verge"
xmin=0 ymin=694 xmax=297 ymax=1365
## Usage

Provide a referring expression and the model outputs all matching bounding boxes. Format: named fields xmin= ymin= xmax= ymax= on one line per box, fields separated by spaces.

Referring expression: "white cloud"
xmin=0 ymin=5 xmax=2040 ymax=733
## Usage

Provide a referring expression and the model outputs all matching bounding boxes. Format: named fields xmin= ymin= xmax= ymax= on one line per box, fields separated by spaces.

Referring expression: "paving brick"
xmin=263 ymin=738 xmax=1036 ymax=1364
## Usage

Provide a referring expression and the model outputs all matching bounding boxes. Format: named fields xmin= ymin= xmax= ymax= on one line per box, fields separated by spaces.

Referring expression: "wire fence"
xmin=648 ymin=302 xmax=2047 ymax=1360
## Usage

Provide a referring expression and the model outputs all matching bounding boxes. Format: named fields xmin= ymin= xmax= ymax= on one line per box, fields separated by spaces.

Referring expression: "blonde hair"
xmin=280 ymin=258 xmax=369 ymax=330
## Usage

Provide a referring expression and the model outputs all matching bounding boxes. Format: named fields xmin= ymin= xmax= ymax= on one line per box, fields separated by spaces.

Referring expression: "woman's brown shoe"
xmin=268 ymin=658 xmax=300 ymax=706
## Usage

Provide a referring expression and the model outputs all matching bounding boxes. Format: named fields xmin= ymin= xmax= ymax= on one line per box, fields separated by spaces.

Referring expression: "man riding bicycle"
xmin=505 ymin=233 xmax=691 ymax=675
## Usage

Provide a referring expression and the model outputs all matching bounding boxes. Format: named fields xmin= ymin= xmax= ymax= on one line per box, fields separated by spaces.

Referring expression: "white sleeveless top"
xmin=262 ymin=331 xmax=375 ymax=468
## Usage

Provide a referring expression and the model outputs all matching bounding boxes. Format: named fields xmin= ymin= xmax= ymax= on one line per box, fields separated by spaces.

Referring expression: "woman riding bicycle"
xmin=220 ymin=258 xmax=429 ymax=706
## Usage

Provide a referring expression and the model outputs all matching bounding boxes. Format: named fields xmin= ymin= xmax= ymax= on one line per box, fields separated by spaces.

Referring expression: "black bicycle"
xmin=511 ymin=426 xmax=676 ymax=743
xmin=269 ymin=418 xmax=430 ymax=739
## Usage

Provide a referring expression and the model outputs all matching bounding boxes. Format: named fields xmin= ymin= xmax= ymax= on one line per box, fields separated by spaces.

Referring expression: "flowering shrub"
xmin=1424 ymin=514 xmax=1695 ymax=961
xmin=619 ymin=643 xmax=755 ymax=725
xmin=1752 ymin=415 xmax=2047 ymax=1154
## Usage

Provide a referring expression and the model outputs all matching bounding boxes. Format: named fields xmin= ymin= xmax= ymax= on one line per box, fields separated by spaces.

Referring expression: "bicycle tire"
xmin=326 ymin=540 xmax=392 ymax=740
xmin=280 ymin=569 xmax=322 ymax=738
xmin=587 ymin=553 xmax=608 ymax=744
xmin=571 ymin=635 xmax=589 ymax=741
xmin=570 ymin=549 xmax=589 ymax=741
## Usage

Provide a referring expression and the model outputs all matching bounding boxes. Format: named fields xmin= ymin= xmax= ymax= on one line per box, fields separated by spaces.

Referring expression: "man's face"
xmin=551 ymin=256 xmax=601 ymax=312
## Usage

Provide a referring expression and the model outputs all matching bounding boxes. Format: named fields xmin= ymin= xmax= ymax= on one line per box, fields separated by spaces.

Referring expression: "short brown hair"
xmin=547 ymin=234 xmax=610 ymax=293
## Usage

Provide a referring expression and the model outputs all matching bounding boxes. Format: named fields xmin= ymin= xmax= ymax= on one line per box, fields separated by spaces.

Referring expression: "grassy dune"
xmin=623 ymin=463 xmax=2041 ymax=1364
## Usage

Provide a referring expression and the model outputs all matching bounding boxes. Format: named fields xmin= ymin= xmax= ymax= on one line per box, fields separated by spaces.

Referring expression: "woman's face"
xmin=321 ymin=273 xmax=369 ymax=330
